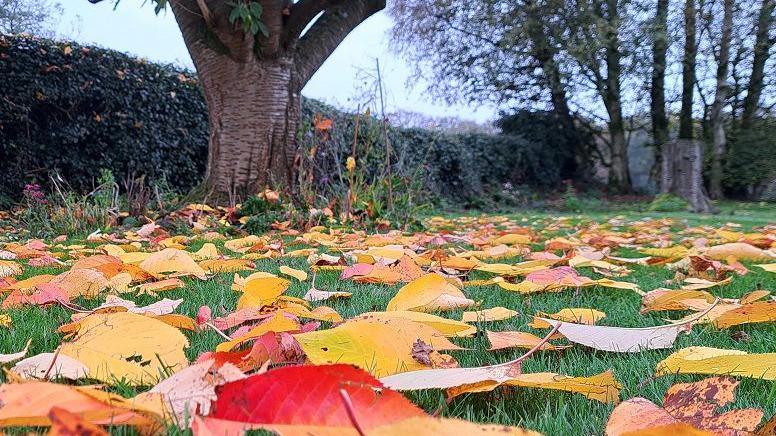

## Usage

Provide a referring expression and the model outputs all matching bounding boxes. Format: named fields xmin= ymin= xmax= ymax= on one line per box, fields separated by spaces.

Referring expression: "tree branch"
xmin=282 ymin=0 xmax=330 ymax=46
xmin=293 ymin=0 xmax=385 ymax=90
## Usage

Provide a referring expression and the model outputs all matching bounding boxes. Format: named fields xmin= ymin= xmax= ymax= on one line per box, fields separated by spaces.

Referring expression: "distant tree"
xmin=708 ymin=0 xmax=733 ymax=199
xmin=389 ymin=0 xmax=593 ymax=180
xmin=0 ymin=0 xmax=62 ymax=36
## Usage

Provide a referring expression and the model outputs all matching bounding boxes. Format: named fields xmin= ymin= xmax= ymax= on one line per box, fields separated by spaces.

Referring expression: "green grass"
xmin=1 ymin=204 xmax=775 ymax=435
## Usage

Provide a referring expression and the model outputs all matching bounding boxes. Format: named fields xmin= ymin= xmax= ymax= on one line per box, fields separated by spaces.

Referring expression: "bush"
xmin=648 ymin=193 xmax=689 ymax=212
xmin=0 ymin=34 xmax=208 ymax=204
xmin=725 ymin=119 xmax=776 ymax=201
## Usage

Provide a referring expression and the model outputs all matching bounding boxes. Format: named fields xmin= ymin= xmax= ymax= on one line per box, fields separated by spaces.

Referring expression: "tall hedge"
xmin=0 ymin=34 xmax=208 ymax=204
xmin=1 ymin=34 xmax=567 ymax=205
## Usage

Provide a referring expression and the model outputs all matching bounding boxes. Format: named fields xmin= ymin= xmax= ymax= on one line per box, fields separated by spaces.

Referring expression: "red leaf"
xmin=210 ymin=364 xmax=424 ymax=429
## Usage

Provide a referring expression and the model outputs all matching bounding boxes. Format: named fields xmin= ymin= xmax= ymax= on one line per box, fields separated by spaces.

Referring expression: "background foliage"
xmin=0 ymin=34 xmax=580 ymax=208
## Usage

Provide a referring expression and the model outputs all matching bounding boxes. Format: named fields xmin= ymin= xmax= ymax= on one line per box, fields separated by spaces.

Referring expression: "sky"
xmin=55 ymin=1 xmax=497 ymax=123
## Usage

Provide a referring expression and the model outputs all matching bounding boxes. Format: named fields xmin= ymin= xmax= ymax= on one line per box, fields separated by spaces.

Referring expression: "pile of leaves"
xmin=0 ymin=211 xmax=774 ymax=434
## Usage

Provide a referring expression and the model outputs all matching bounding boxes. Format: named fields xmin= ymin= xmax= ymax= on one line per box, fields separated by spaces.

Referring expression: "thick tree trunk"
xmin=200 ymin=57 xmax=300 ymax=197
xmin=741 ymin=0 xmax=775 ymax=128
xmin=661 ymin=140 xmax=715 ymax=213
xmin=709 ymin=0 xmax=733 ymax=199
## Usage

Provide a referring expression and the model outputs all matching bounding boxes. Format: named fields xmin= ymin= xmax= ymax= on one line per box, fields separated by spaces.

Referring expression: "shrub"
xmin=648 ymin=193 xmax=689 ymax=212
xmin=725 ymin=119 xmax=776 ymax=201
xmin=0 ymin=33 xmax=208 ymax=203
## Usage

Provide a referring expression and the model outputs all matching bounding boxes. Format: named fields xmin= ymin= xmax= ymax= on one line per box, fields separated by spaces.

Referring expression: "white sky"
xmin=56 ymin=1 xmax=497 ymax=123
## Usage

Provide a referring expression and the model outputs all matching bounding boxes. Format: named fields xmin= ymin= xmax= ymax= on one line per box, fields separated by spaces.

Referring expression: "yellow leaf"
xmin=529 ymin=308 xmax=606 ymax=329
xmin=492 ymin=233 xmax=532 ymax=245
xmin=501 ymin=371 xmax=620 ymax=403
xmin=711 ymin=301 xmax=776 ymax=328
xmin=294 ymin=319 xmax=463 ymax=377
xmin=461 ymin=307 xmax=517 ymax=323
xmin=639 ymin=246 xmax=689 ymax=259
xmin=59 ymin=312 xmax=189 ymax=385
xmin=231 ymin=271 xmax=278 ymax=291
xmin=656 ymin=347 xmax=776 ymax=380
xmin=279 ymin=265 xmax=308 ymax=282
xmin=0 ymin=314 xmax=10 ymax=328
xmin=236 ymin=277 xmax=290 ymax=310
xmin=353 ymin=311 xmax=476 ymax=337
xmin=486 ymin=330 xmax=570 ymax=351
xmin=198 ymin=258 xmax=254 ymax=274
xmin=386 ymin=274 xmax=475 ymax=312
xmin=191 ymin=243 xmax=219 ymax=261
xmin=139 ymin=248 xmax=206 ymax=280
xmin=705 ymin=243 xmax=775 ymax=262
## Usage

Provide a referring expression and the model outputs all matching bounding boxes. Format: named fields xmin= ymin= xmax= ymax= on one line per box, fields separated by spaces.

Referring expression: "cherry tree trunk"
xmin=199 ymin=57 xmax=300 ymax=199
xmin=660 ymin=140 xmax=714 ymax=213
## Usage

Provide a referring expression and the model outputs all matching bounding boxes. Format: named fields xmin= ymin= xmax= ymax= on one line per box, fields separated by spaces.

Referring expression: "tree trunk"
xmin=661 ymin=140 xmax=715 ymax=213
xmin=604 ymin=0 xmax=631 ymax=192
xmin=679 ymin=0 xmax=697 ymax=140
xmin=200 ymin=57 xmax=300 ymax=198
xmin=525 ymin=0 xmax=588 ymax=178
xmin=709 ymin=0 xmax=733 ymax=199
xmin=740 ymin=0 xmax=775 ymax=128
xmin=651 ymin=0 xmax=669 ymax=148
xmin=161 ymin=0 xmax=384 ymax=202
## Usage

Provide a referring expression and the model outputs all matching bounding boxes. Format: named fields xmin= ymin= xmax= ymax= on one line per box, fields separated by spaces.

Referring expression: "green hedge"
xmin=725 ymin=119 xmax=776 ymax=200
xmin=1 ymin=34 xmax=573 ymax=205
xmin=0 ymin=34 xmax=208 ymax=204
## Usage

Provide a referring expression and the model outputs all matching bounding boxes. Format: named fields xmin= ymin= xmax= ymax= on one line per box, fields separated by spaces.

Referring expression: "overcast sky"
xmin=55 ymin=1 xmax=497 ymax=123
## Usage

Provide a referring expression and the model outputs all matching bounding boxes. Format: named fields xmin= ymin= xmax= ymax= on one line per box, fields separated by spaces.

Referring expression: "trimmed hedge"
xmin=0 ymin=34 xmax=208 ymax=204
xmin=1 ymin=34 xmax=573 ymax=205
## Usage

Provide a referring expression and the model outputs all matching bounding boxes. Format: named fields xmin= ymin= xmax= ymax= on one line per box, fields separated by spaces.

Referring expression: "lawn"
xmin=0 ymin=202 xmax=775 ymax=435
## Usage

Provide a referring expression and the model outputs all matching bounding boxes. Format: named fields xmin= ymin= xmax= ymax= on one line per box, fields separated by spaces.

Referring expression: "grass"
xmin=1 ymin=203 xmax=775 ymax=435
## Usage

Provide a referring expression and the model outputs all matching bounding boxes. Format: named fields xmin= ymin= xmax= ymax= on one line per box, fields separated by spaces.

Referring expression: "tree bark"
xmin=650 ymin=0 xmax=669 ymax=148
xmin=161 ymin=0 xmax=385 ymax=202
xmin=740 ymin=0 xmax=775 ymax=128
xmin=709 ymin=0 xmax=733 ymax=199
xmin=603 ymin=0 xmax=631 ymax=191
xmin=201 ymin=57 xmax=300 ymax=197
xmin=661 ymin=140 xmax=715 ymax=213
xmin=679 ymin=0 xmax=697 ymax=140
xmin=525 ymin=0 xmax=587 ymax=177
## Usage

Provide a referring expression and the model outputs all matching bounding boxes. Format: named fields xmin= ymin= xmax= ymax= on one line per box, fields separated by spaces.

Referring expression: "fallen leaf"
xmin=303 ymin=287 xmax=352 ymax=302
xmin=0 ymin=339 xmax=31 ymax=363
xmin=279 ymin=265 xmax=308 ymax=281
xmin=12 ymin=352 xmax=89 ymax=380
xmin=386 ymin=273 xmax=475 ymax=312
xmin=209 ymin=364 xmax=425 ymax=429
xmin=294 ymin=318 xmax=463 ymax=376
xmin=48 ymin=406 xmax=108 ymax=436
xmin=461 ymin=307 xmax=517 ymax=322
xmin=712 ymin=301 xmax=776 ymax=328
xmin=59 ymin=312 xmax=189 ymax=384
xmin=236 ymin=277 xmax=290 ymax=309
xmin=139 ymin=248 xmax=207 ymax=279
xmin=487 ymin=330 xmax=571 ymax=351
xmin=656 ymin=347 xmax=776 ymax=380
xmin=351 ymin=311 xmax=477 ymax=337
